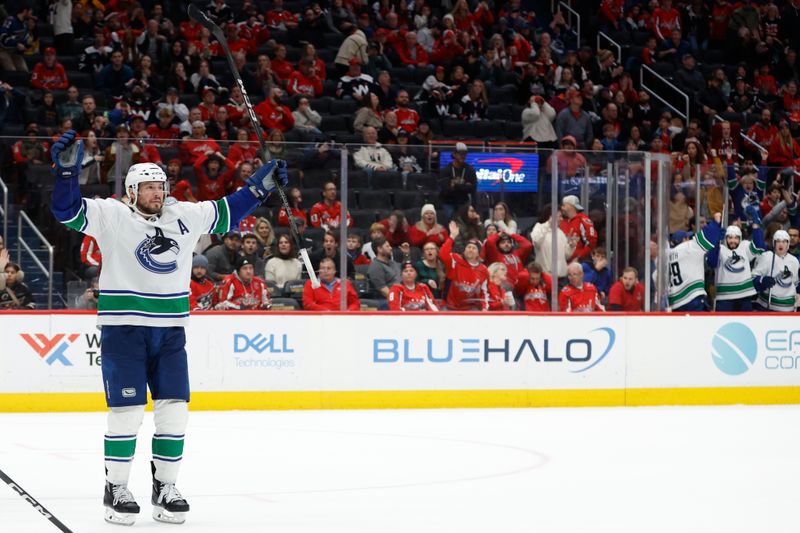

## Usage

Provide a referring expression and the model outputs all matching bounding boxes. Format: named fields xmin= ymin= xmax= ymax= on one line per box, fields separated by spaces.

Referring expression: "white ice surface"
xmin=1 ymin=406 xmax=799 ymax=532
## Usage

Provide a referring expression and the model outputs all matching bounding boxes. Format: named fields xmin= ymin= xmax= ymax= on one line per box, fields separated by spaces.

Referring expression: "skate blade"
xmin=153 ymin=506 xmax=187 ymax=524
xmin=104 ymin=507 xmax=137 ymax=526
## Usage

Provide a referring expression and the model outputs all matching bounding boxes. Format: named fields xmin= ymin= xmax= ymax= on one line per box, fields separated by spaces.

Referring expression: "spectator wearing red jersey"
xmin=189 ymin=255 xmax=217 ymax=311
xmin=599 ymin=0 xmax=625 ymax=30
xmin=253 ymin=87 xmax=295 ymax=133
xmin=180 ymin=121 xmax=221 ymax=165
xmin=198 ymin=86 xmax=220 ymax=122
xmin=505 ymin=29 xmax=533 ymax=69
xmin=746 ymin=108 xmax=778 ymax=157
xmin=266 ymin=0 xmax=299 ymax=30
xmin=517 ymin=262 xmax=553 ymax=311
xmin=147 ymin=107 xmax=181 ymax=147
xmin=228 ymin=128 xmax=259 ymax=165
xmin=440 ymin=221 xmax=489 ymax=311
xmin=430 ymin=29 xmax=465 ymax=65
xmin=607 ymin=267 xmax=645 ymax=311
xmin=31 ymin=47 xmax=69 ymax=91
xmin=193 ymin=152 xmax=236 ymax=201
xmin=286 ymin=58 xmax=323 ymax=97
xmin=277 ymin=187 xmax=308 ymax=228
xmin=559 ymin=262 xmax=605 ymax=312
xmin=388 ymin=261 xmax=438 ymax=311
xmin=409 ymin=204 xmax=448 ymax=248
xmin=302 ymin=257 xmax=360 ymax=311
xmin=483 ymin=232 xmax=533 ymax=292
xmin=379 ymin=210 xmax=412 ymax=248
xmin=11 ymin=124 xmax=49 ymax=166
xmin=135 ymin=130 xmax=163 ymax=166
xmin=217 ymin=256 xmax=272 ymax=310
xmin=487 ymin=263 xmax=516 ymax=311
xmin=309 ymin=181 xmax=353 ymax=230
xmin=166 ymin=158 xmax=197 ymax=202
xmin=559 ymin=195 xmax=598 ymax=262
xmin=81 ymin=234 xmax=102 ymax=279
xmin=210 ymin=23 xmax=256 ymax=57
xmin=652 ymin=0 xmax=681 ymax=41
xmin=394 ymin=31 xmax=430 ymax=68
xmin=768 ymin=120 xmax=800 ymax=170
xmin=393 ymin=90 xmax=419 ymax=134
xmin=271 ymin=44 xmax=294 ymax=83
xmin=709 ymin=0 xmax=733 ymax=48
xmin=180 ymin=19 xmax=201 ymax=42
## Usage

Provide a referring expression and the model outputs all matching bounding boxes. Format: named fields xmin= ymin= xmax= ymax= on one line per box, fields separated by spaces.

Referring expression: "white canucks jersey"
xmin=715 ymin=240 xmax=764 ymax=301
xmin=61 ymin=196 xmax=232 ymax=326
xmin=752 ymin=252 xmax=800 ymax=312
xmin=668 ymin=233 xmax=714 ymax=309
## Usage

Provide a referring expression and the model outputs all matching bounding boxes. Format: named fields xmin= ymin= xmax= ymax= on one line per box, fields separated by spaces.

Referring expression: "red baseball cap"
xmin=349 ymin=57 xmax=362 ymax=66
xmin=44 ymin=47 xmax=56 ymax=56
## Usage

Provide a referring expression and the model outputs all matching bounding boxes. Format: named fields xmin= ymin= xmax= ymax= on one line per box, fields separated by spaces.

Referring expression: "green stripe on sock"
xmin=105 ymin=438 xmax=137 ymax=459
xmin=152 ymin=437 xmax=184 ymax=459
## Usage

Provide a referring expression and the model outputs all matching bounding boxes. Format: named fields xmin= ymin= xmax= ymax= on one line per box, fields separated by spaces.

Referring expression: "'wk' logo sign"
xmin=20 ymin=333 xmax=78 ymax=366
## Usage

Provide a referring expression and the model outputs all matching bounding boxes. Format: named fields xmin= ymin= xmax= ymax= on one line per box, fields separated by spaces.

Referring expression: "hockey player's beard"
xmin=137 ymin=198 xmax=163 ymax=215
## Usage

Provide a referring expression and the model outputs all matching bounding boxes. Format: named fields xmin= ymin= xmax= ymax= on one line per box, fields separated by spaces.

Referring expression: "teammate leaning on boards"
xmin=667 ymin=212 xmax=722 ymax=312
xmin=49 ymin=130 xmax=287 ymax=526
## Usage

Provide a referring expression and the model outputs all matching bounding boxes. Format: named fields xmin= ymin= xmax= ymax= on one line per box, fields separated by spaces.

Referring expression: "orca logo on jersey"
xmin=723 ymin=252 xmax=746 ymax=274
xmin=135 ymin=227 xmax=180 ymax=274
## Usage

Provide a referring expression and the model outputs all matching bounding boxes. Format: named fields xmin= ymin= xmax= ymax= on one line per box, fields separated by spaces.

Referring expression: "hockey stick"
xmin=0 ymin=467 xmax=74 ymax=532
xmin=187 ymin=4 xmax=320 ymax=287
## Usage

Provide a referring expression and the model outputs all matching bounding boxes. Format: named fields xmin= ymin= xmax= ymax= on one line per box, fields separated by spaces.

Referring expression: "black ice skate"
xmin=103 ymin=481 xmax=140 ymax=526
xmin=151 ymin=461 xmax=190 ymax=524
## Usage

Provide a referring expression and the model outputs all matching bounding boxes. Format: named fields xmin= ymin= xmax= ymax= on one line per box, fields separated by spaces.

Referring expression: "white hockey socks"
xmin=151 ymin=399 xmax=188 ymax=484
xmin=105 ymin=405 xmax=145 ymax=485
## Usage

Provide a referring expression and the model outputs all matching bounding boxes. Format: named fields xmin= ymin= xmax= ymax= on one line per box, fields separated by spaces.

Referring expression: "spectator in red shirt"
xmin=11 ymin=124 xmax=49 ymax=166
xmin=440 ymin=221 xmax=489 ymax=311
xmin=266 ymin=0 xmax=298 ymax=30
xmin=147 ymin=107 xmax=181 ymax=147
xmin=189 ymin=255 xmax=217 ymax=311
xmin=198 ymin=86 xmax=220 ymax=122
xmin=430 ymin=29 xmax=465 ymax=65
xmin=253 ymin=87 xmax=295 ymax=133
xmin=166 ymin=158 xmax=197 ymax=202
xmin=31 ymin=47 xmax=69 ymax=91
xmin=409 ymin=204 xmax=449 ymax=248
xmin=607 ymin=267 xmax=645 ymax=311
xmin=228 ymin=128 xmax=259 ymax=166
xmin=271 ymin=44 xmax=294 ymax=83
xmin=483 ymin=232 xmax=533 ymax=292
xmin=559 ymin=262 xmax=605 ymax=312
xmin=380 ymin=210 xmax=412 ymax=247
xmin=81 ymin=234 xmax=102 ymax=278
xmin=559 ymin=195 xmax=598 ymax=262
xmin=277 ymin=187 xmax=308 ymax=228
xmin=487 ymin=262 xmax=516 ymax=310
xmin=309 ymin=180 xmax=353 ymax=229
xmin=388 ymin=261 xmax=438 ymax=311
xmin=302 ymin=257 xmax=360 ymax=311
xmin=193 ymin=152 xmax=236 ymax=201
xmin=394 ymin=31 xmax=430 ymax=68
xmin=517 ymin=262 xmax=553 ymax=311
xmin=179 ymin=121 xmax=221 ymax=165
xmin=286 ymin=58 xmax=323 ymax=97
xmin=217 ymin=256 xmax=272 ymax=310
xmin=652 ymin=0 xmax=681 ymax=41
xmin=393 ymin=89 xmax=420 ymax=134
xmin=746 ymin=108 xmax=778 ymax=157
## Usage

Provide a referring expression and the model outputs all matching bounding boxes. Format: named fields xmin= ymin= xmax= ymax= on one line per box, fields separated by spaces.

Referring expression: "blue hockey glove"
xmin=245 ymin=159 xmax=288 ymax=199
xmin=755 ymin=276 xmax=776 ymax=291
xmin=50 ymin=129 xmax=84 ymax=180
xmin=745 ymin=204 xmax=762 ymax=225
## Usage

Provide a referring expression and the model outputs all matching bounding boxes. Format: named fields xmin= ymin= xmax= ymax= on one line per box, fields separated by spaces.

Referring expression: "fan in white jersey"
xmin=708 ymin=220 xmax=766 ymax=312
xmin=752 ymin=230 xmax=800 ymax=312
xmin=667 ymin=213 xmax=722 ymax=312
xmin=49 ymin=130 xmax=287 ymax=526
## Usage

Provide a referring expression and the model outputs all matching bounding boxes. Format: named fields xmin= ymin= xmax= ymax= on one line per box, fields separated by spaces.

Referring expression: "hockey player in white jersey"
xmin=752 ymin=230 xmax=800 ymax=312
xmin=708 ymin=208 xmax=766 ymax=312
xmin=49 ymin=130 xmax=288 ymax=526
xmin=667 ymin=213 xmax=722 ymax=312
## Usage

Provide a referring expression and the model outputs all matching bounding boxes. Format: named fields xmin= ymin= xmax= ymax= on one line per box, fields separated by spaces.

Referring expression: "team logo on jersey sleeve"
xmin=135 ymin=227 xmax=180 ymax=274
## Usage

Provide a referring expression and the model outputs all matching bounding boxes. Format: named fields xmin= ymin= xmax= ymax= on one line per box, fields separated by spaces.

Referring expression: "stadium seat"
xmin=443 ymin=119 xmax=474 ymax=138
xmin=407 ymin=173 xmax=439 ymax=191
xmin=303 ymin=167 xmax=334 ymax=189
xmin=283 ymin=279 xmax=306 ymax=299
xmin=160 ymin=147 xmax=179 ymax=162
xmin=489 ymin=104 xmax=512 ymax=120
xmin=504 ymin=122 xmax=524 ymax=139
xmin=393 ymin=191 xmax=422 ymax=209
xmin=300 ymin=188 xmax=322 ymax=208
xmin=359 ymin=298 xmax=383 ymax=311
xmin=347 ymin=170 xmax=370 ymax=189
xmin=329 ymin=99 xmax=358 ymax=115
xmin=264 ymin=280 xmax=280 ymax=296
xmin=389 ymin=67 xmax=414 ymax=83
xmin=321 ymin=115 xmax=348 ymax=132
xmin=308 ymin=97 xmax=332 ymax=114
xmin=358 ymin=190 xmax=393 ymax=210
xmin=371 ymin=171 xmax=403 ymax=189
xmin=287 ymin=168 xmax=302 ymax=188
xmin=351 ymin=209 xmax=378 ymax=227
xmin=68 ymin=72 xmax=93 ymax=89
xmin=271 ymin=297 xmax=301 ymax=310
xmin=480 ymin=120 xmax=506 ymax=139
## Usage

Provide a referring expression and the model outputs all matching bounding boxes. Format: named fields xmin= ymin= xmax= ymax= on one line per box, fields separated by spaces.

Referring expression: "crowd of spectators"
xmin=2 ymin=0 xmax=800 ymax=311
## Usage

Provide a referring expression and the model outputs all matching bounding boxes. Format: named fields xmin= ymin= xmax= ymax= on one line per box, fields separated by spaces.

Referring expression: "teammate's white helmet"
xmin=773 ymin=229 xmax=790 ymax=242
xmin=125 ymin=163 xmax=169 ymax=199
xmin=725 ymin=226 xmax=742 ymax=239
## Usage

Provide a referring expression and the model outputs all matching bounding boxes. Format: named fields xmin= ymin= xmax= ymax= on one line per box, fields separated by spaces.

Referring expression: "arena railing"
xmin=0 ymin=175 xmax=7 ymax=245
xmin=17 ymin=210 xmax=54 ymax=310
xmin=597 ymin=31 xmax=622 ymax=63
xmin=640 ymin=64 xmax=690 ymax=123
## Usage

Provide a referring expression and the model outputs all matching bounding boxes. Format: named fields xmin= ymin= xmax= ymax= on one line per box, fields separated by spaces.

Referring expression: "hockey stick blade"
xmin=185 ymin=4 xmax=320 ymax=288
xmin=0 ymin=468 xmax=74 ymax=533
